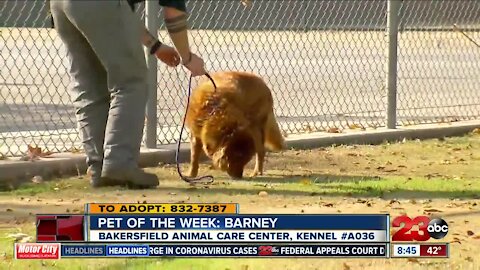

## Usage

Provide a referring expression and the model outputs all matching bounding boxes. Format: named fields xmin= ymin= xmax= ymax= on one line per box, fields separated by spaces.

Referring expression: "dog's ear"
xmin=225 ymin=131 xmax=255 ymax=161
xmin=223 ymin=131 xmax=255 ymax=179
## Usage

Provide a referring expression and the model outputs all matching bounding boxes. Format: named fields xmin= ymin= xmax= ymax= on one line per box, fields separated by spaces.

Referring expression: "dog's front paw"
xmin=187 ymin=167 xmax=199 ymax=178
xmin=249 ymin=170 xmax=263 ymax=178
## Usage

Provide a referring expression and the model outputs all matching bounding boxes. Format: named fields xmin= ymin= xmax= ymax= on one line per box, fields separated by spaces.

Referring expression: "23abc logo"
xmin=392 ymin=215 xmax=449 ymax=241
xmin=258 ymin=246 xmax=279 ymax=256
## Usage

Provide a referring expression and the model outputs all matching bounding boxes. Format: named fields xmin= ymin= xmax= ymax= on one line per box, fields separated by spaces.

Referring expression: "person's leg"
xmin=59 ymin=0 xmax=158 ymax=188
xmin=50 ymin=1 xmax=109 ymax=185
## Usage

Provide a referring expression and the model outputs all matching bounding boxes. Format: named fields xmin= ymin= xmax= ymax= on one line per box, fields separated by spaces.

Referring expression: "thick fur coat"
xmin=185 ymin=71 xmax=285 ymax=178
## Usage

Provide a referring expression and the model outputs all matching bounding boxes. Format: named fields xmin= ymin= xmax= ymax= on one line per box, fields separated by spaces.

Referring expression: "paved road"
xmin=1 ymin=29 xmax=480 ymax=156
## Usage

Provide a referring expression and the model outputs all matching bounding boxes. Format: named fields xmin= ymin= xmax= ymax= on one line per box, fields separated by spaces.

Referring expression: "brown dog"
xmin=185 ymin=71 xmax=285 ymax=179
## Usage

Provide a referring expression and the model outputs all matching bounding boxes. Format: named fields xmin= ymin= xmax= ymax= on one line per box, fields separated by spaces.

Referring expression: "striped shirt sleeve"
xmin=159 ymin=0 xmax=187 ymax=12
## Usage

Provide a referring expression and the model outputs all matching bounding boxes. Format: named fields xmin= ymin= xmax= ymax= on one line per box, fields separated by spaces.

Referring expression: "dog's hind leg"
xmin=250 ymin=128 xmax=266 ymax=177
xmin=187 ymin=136 xmax=203 ymax=177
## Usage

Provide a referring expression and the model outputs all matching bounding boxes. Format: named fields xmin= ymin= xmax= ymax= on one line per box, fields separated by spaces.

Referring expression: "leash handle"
xmin=175 ymin=73 xmax=217 ymax=185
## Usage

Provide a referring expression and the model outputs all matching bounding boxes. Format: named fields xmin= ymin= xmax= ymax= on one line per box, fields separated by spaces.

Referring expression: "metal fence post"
xmin=145 ymin=1 xmax=159 ymax=148
xmin=386 ymin=0 xmax=400 ymax=129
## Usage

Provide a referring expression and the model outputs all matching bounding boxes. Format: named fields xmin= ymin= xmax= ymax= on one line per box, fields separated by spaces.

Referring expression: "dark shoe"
xmin=87 ymin=167 xmax=126 ymax=188
xmin=101 ymin=168 xmax=159 ymax=189
xmin=90 ymin=175 xmax=124 ymax=188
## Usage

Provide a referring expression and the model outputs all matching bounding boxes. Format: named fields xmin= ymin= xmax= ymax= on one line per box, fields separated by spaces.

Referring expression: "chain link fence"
xmin=1 ymin=0 xmax=479 ymax=157
xmin=397 ymin=1 xmax=480 ymax=125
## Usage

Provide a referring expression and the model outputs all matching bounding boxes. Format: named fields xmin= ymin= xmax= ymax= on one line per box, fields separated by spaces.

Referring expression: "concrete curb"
xmin=1 ymin=121 xmax=479 ymax=188
xmin=285 ymin=121 xmax=480 ymax=149
xmin=0 ymin=144 xmax=195 ymax=189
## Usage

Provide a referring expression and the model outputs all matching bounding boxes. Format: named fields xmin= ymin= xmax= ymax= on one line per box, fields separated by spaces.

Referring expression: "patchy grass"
xmin=1 ymin=134 xmax=480 ymax=270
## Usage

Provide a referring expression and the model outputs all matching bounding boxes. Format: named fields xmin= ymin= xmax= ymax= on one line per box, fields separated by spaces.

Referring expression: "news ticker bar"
xmin=85 ymin=203 xmax=238 ymax=214
xmin=15 ymin=243 xmax=389 ymax=259
xmin=15 ymin=242 xmax=450 ymax=259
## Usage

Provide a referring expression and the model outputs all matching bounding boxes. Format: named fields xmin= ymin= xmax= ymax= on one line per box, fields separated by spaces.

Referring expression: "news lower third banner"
xmin=27 ymin=207 xmax=393 ymax=259
xmin=86 ymin=214 xmax=389 ymax=242
xmin=59 ymin=243 xmax=388 ymax=258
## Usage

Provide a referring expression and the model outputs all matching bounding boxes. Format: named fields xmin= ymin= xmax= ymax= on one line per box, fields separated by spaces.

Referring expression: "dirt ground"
xmin=1 ymin=135 xmax=480 ymax=270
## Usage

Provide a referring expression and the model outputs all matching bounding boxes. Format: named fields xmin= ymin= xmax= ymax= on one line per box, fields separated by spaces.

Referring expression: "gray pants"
xmin=50 ymin=0 xmax=148 ymax=176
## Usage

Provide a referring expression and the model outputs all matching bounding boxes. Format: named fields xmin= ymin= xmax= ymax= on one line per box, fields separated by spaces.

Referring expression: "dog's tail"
xmin=264 ymin=110 xmax=285 ymax=151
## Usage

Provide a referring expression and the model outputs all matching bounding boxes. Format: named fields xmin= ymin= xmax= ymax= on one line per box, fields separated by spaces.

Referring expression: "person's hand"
xmin=154 ymin=44 xmax=180 ymax=67
xmin=182 ymin=53 xmax=207 ymax=77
